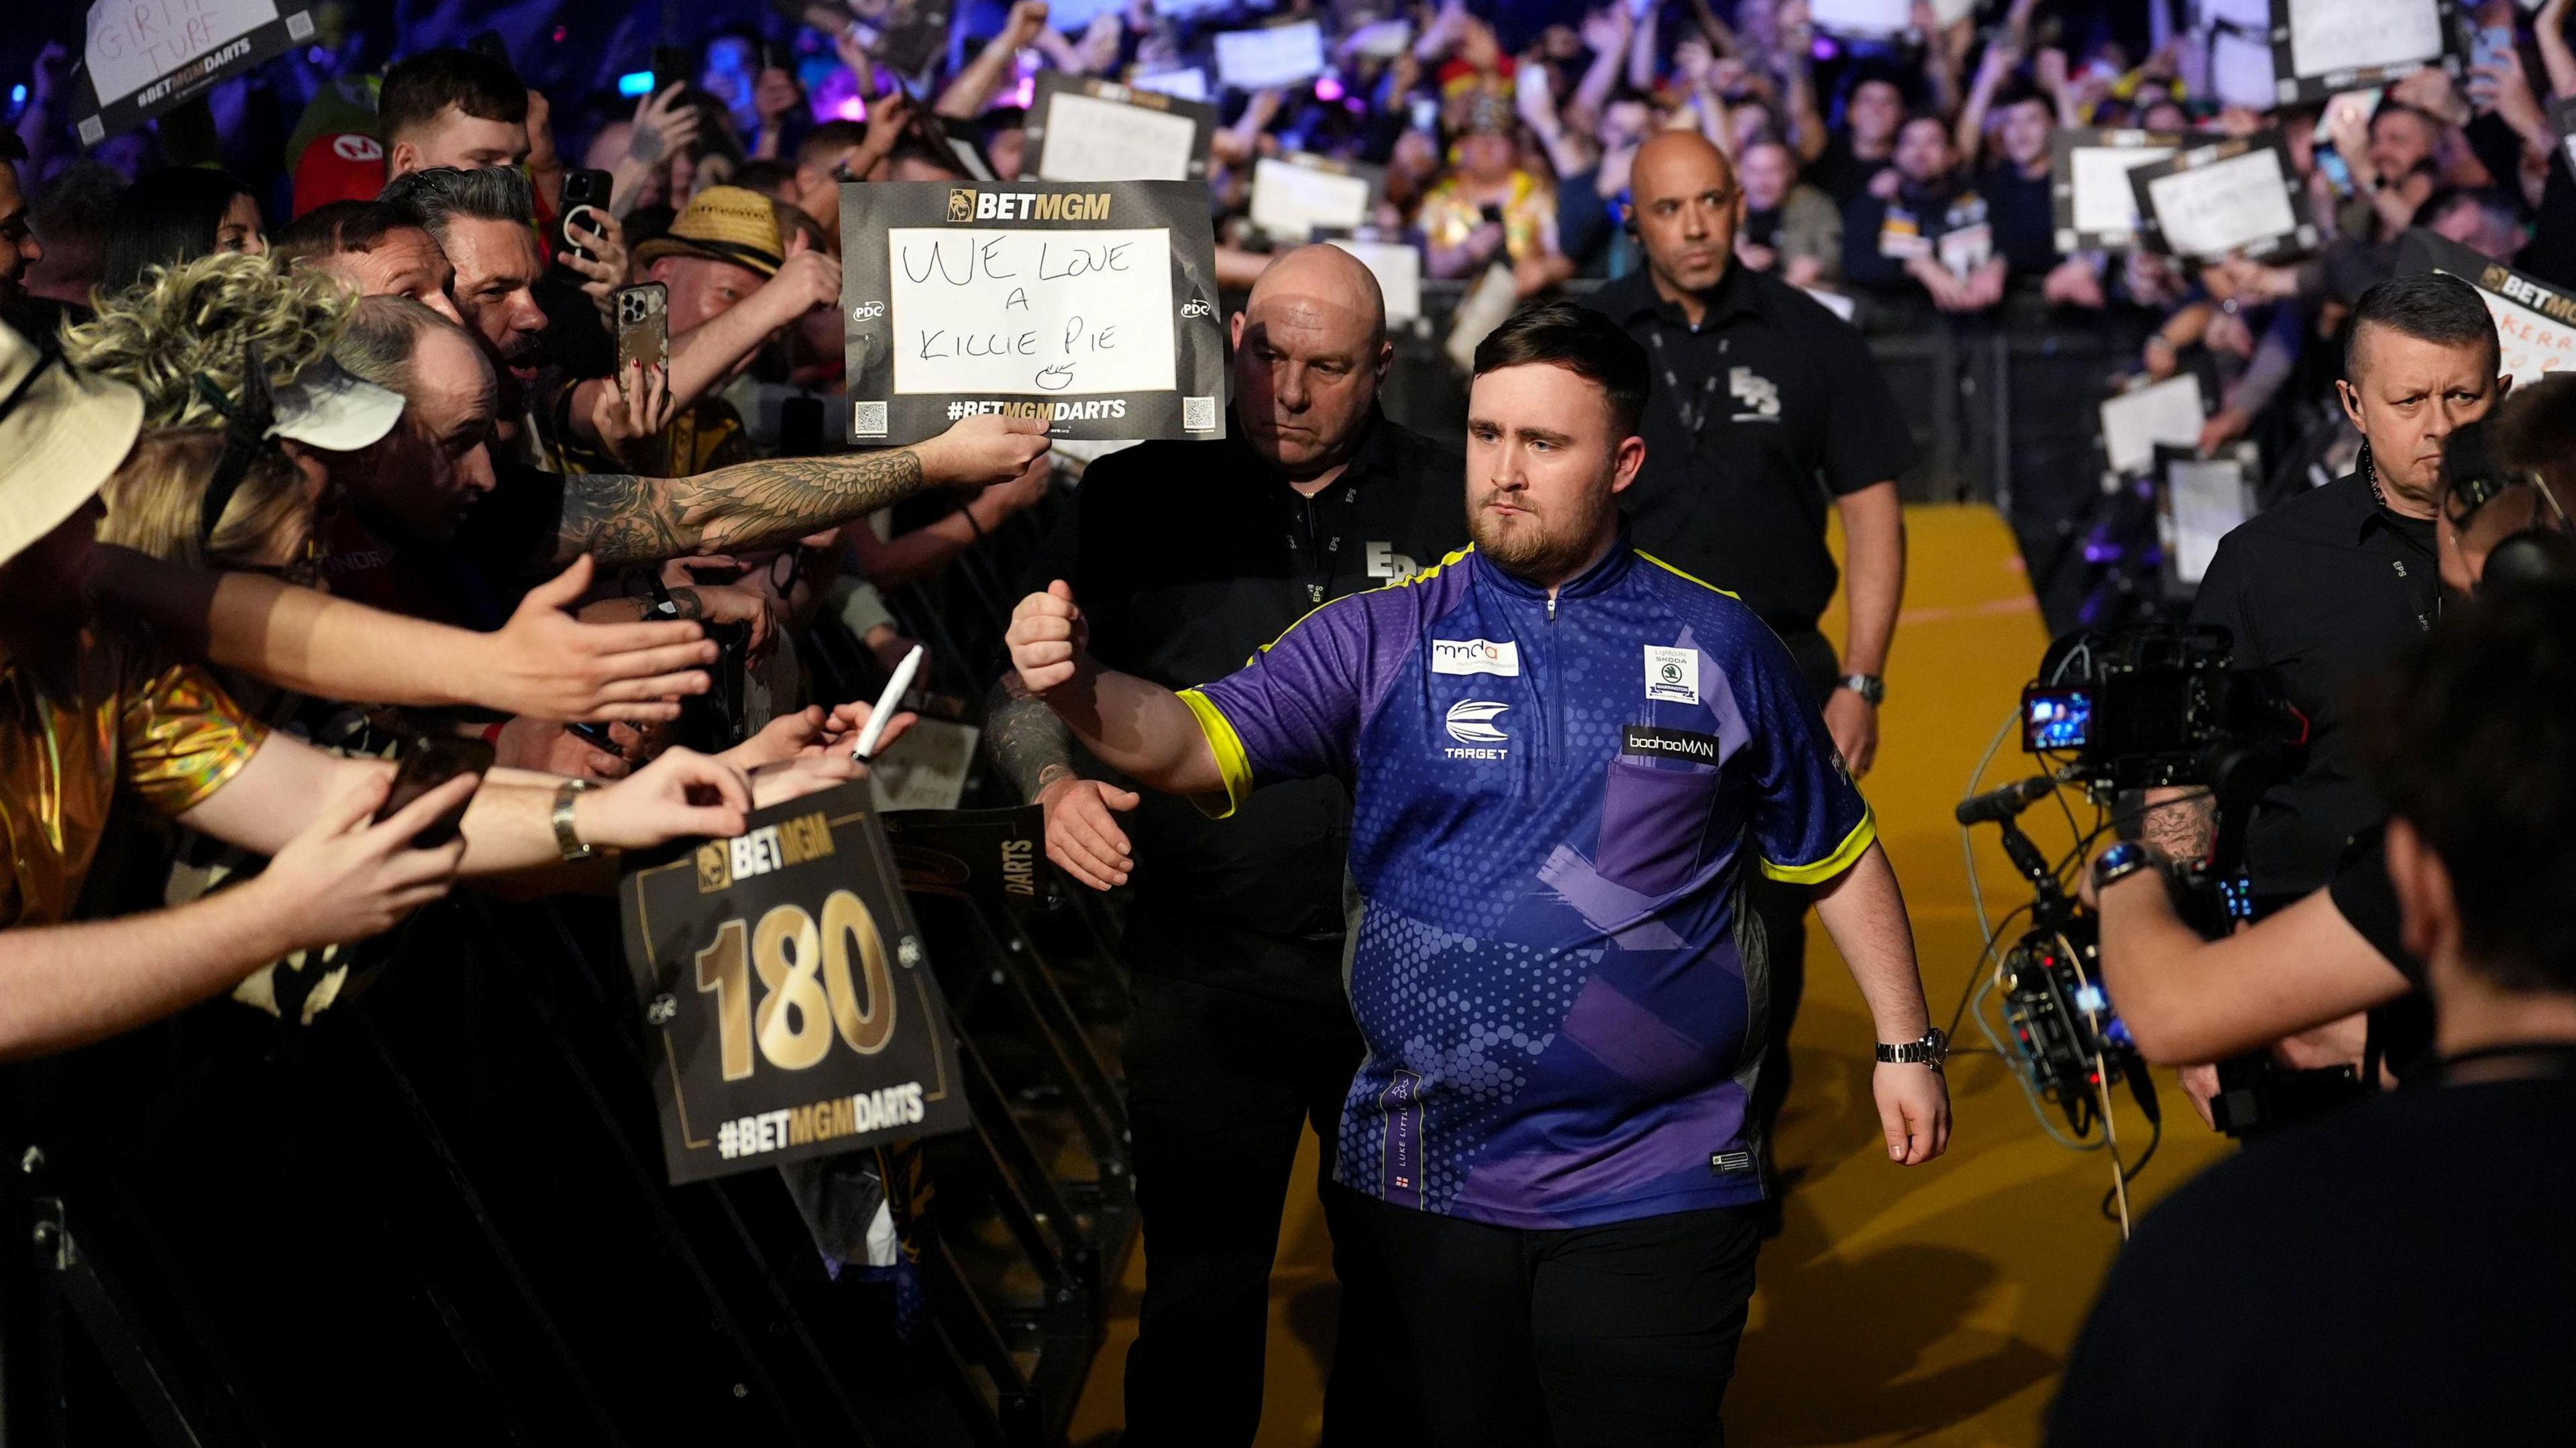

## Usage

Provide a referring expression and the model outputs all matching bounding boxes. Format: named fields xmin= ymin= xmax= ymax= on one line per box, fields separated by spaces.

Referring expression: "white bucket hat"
xmin=0 ymin=321 xmax=144 ymax=570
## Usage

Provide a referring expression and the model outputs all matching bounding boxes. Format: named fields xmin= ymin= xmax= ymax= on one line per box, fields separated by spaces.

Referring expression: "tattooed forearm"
xmin=985 ymin=671 xmax=1079 ymax=801
xmin=2132 ymin=788 xmax=2218 ymax=865
xmin=555 ymin=449 xmax=928 ymax=569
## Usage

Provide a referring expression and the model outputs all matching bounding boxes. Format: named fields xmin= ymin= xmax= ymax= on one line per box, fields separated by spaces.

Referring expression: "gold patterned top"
xmin=0 ymin=630 xmax=268 ymax=930
xmin=1417 ymin=171 xmax=1558 ymax=267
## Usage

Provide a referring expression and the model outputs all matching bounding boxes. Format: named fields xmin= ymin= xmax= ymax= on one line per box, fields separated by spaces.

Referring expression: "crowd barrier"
xmin=0 ymin=291 xmax=2159 ymax=1447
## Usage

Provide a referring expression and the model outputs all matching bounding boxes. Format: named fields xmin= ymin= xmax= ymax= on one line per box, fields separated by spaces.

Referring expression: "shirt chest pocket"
xmin=1597 ymin=730 xmax=1727 ymax=897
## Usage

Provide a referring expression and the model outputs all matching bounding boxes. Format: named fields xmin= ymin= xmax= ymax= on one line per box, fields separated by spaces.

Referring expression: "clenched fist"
xmin=1006 ymin=580 xmax=1089 ymax=695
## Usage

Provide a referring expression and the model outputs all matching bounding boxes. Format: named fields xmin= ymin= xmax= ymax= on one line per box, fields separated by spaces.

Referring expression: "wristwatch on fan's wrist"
xmin=1838 ymin=673 xmax=1886 ymax=706
xmin=552 ymin=779 xmax=598 ymax=862
xmin=1876 ymin=1027 xmax=1947 ymax=1070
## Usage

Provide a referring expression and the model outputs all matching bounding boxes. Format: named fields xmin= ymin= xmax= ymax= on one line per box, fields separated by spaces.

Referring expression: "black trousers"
xmin=1338 ymin=1191 xmax=1763 ymax=1448
xmin=1748 ymin=626 xmax=1845 ymax=1162
xmin=1119 ymin=968 xmax=1373 ymax=1447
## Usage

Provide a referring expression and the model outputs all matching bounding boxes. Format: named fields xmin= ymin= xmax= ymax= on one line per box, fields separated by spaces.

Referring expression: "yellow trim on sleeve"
xmin=1760 ymin=807 xmax=1878 ymax=885
xmin=1177 ymin=688 xmax=1256 ymax=820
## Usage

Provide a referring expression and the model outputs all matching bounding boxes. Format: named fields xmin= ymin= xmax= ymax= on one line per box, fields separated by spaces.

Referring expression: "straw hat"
xmin=634 ymin=186 xmax=787 ymax=277
xmin=0 ymin=321 xmax=144 ymax=570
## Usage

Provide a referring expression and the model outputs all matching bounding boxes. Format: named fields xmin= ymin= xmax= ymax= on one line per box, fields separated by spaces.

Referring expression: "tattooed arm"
xmin=549 ymin=414 xmax=1051 ymax=569
xmin=989 ymin=669 xmax=1142 ymax=892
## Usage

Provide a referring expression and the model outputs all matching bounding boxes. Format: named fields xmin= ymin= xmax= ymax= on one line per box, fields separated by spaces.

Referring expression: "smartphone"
xmin=651 ymin=44 xmax=697 ymax=95
xmin=375 ymin=738 xmax=496 ymax=848
xmin=566 ymin=721 xmax=627 ymax=757
xmin=2472 ymin=25 xmax=2514 ymax=74
xmin=558 ymin=168 xmax=613 ymax=262
xmin=1408 ymin=95 xmax=1440 ymax=132
xmin=2315 ymin=144 xmax=2355 ymax=197
xmin=615 ymin=282 xmax=670 ymax=380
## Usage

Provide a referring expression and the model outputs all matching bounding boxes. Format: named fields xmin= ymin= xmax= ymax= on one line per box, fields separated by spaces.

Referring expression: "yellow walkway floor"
xmin=1069 ymin=504 xmax=2232 ymax=1447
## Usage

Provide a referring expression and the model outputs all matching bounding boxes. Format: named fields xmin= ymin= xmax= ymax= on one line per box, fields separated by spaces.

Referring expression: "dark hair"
xmin=28 ymin=160 xmax=123 ymax=281
xmin=2414 ymin=185 xmax=2524 ymax=236
xmin=378 ymin=48 xmax=529 ymax=146
xmin=883 ymin=135 xmax=965 ymax=179
xmin=2345 ymin=272 xmax=2500 ymax=382
xmin=798 ymin=121 xmax=870 ymax=169
xmin=729 ymin=158 xmax=800 ymax=201
xmin=1471 ymin=300 xmax=1650 ymax=437
xmin=99 ymin=168 xmax=259 ymax=295
xmin=2363 ymin=577 xmax=2576 ymax=993
xmin=270 ymin=199 xmax=427 ymax=266
xmin=2486 ymin=372 xmax=2576 ymax=501
xmin=378 ymin=165 xmax=535 ymax=243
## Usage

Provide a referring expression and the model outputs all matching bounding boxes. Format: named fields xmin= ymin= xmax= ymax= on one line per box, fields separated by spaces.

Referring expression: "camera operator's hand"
xmin=1823 ymin=688 xmax=1879 ymax=779
xmin=1008 ymin=580 xmax=1090 ymax=696
xmin=250 ymin=769 xmax=475 ymax=953
xmin=2177 ymin=1062 xmax=2220 ymax=1129
xmin=574 ymin=746 xmax=755 ymax=849
xmin=1874 ymin=1060 xmax=1951 ymax=1165
xmin=916 ymin=412 xmax=1054 ymax=490
xmin=476 ymin=555 xmax=716 ymax=724
xmin=1037 ymin=773 xmax=1138 ymax=891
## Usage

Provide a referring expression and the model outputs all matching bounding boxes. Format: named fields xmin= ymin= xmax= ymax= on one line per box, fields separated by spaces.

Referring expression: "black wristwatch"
xmin=2091 ymin=841 xmax=2161 ymax=892
xmin=1876 ymin=1027 xmax=1947 ymax=1070
xmin=1838 ymin=673 xmax=1886 ymax=706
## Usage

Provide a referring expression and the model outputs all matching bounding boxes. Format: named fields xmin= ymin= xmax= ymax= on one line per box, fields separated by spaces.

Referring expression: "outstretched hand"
xmin=480 ymin=555 xmax=715 ymax=723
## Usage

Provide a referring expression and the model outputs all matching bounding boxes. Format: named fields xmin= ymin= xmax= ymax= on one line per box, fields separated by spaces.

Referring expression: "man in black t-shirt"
xmin=987 ymin=245 xmax=1465 ymax=1447
xmin=1578 ymin=130 xmax=1917 ymax=1213
xmin=2051 ymin=577 xmax=2576 ymax=1448
xmin=1807 ymin=74 xmax=1904 ymax=210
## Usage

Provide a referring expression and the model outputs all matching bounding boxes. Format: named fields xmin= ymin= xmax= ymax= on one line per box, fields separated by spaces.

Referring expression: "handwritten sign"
xmin=1026 ymin=72 xmax=1218 ymax=183
xmin=2053 ymin=130 xmax=2182 ymax=252
xmin=1330 ymin=238 xmax=1424 ymax=325
xmin=619 ymin=782 xmax=971 ymax=1186
xmin=2100 ymin=374 xmax=2206 ymax=477
xmin=2211 ymin=27 xmax=2280 ymax=111
xmin=2130 ymin=134 xmax=2314 ymax=262
xmin=1128 ymin=66 xmax=1211 ymax=103
xmin=2158 ymin=445 xmax=2257 ymax=587
xmin=2397 ymin=228 xmax=2576 ymax=386
xmin=1215 ymin=19 xmax=1328 ymax=91
xmin=1250 ymin=155 xmax=1381 ymax=241
xmin=843 ymin=180 xmax=1226 ymax=443
xmin=76 ymin=0 xmax=313 ymax=145
xmin=1808 ymin=0 xmax=1913 ymax=37
xmin=2269 ymin=0 xmax=2455 ymax=105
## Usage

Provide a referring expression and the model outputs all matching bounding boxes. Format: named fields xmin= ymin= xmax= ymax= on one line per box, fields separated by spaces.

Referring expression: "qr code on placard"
xmin=852 ymin=400 xmax=889 ymax=437
xmin=1183 ymin=396 xmax=1218 ymax=432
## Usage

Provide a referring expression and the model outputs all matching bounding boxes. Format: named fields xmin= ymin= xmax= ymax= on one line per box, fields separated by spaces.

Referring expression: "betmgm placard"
xmin=619 ymin=781 xmax=969 ymax=1186
xmin=840 ymin=179 xmax=1227 ymax=444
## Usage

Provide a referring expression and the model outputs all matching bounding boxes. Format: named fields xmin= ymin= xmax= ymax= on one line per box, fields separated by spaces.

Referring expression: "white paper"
xmin=1035 ymin=90 xmax=1201 ymax=182
xmin=1041 ymin=0 xmax=1122 ymax=30
xmin=2071 ymin=144 xmax=2178 ymax=235
xmin=2286 ymin=0 xmax=2445 ymax=80
xmin=1330 ymin=239 xmax=1424 ymax=324
xmin=87 ymin=0 xmax=279 ymax=107
xmin=1809 ymin=0 xmax=1913 ymax=36
xmin=2165 ymin=455 xmax=2254 ymax=583
xmin=1347 ymin=18 xmax=1414 ymax=58
xmin=888 ymin=227 xmax=1176 ymax=396
xmin=1250 ymin=156 xmax=1374 ymax=239
xmin=865 ymin=719 xmax=979 ymax=812
xmin=1446 ymin=262 xmax=1519 ymax=374
xmin=2459 ymin=280 xmax=2576 ymax=385
xmin=2210 ymin=30 xmax=2279 ymax=111
xmin=1216 ymin=20 xmax=1328 ymax=91
xmin=1930 ymin=0 xmax=1976 ymax=23
xmin=1128 ymin=67 xmax=1210 ymax=103
xmin=1801 ymin=286 xmax=1860 ymax=321
xmin=2100 ymin=374 xmax=2207 ymax=476
xmin=2143 ymin=148 xmax=2298 ymax=259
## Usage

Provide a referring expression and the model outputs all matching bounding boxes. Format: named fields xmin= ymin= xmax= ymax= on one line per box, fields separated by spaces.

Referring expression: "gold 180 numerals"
xmin=692 ymin=890 xmax=897 ymax=1080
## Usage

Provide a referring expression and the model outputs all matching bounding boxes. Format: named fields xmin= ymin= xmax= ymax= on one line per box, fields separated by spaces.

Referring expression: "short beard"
xmin=1468 ymin=486 xmax=1615 ymax=583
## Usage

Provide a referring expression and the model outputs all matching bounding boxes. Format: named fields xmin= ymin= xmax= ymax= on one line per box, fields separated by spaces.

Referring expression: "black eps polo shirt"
xmin=1580 ymin=264 xmax=1917 ymax=634
xmin=1026 ymin=407 xmax=1467 ymax=1007
xmin=2191 ymin=473 xmax=2443 ymax=899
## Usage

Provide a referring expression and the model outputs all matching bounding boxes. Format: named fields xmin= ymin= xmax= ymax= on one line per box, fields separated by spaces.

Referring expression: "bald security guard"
xmin=1580 ymin=132 xmax=1918 ymax=1221
xmin=985 ymin=245 xmax=1466 ymax=1445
